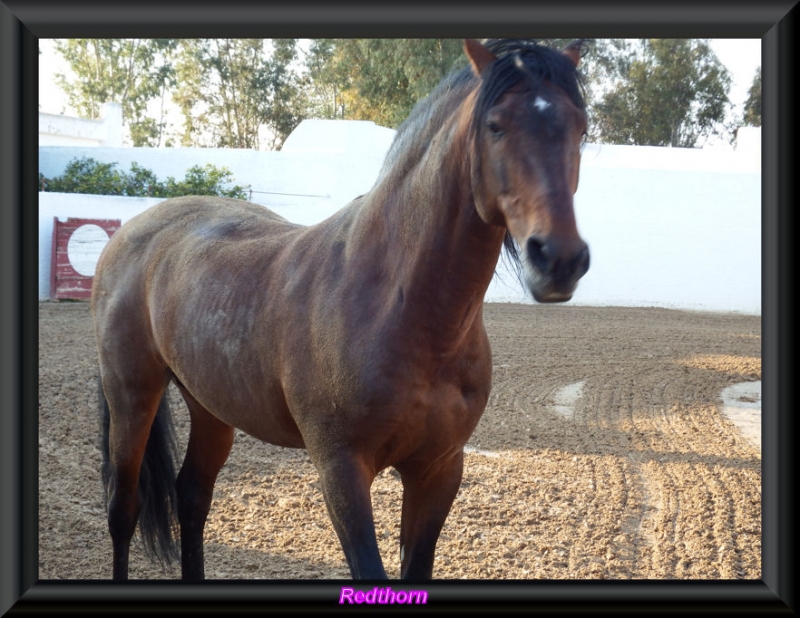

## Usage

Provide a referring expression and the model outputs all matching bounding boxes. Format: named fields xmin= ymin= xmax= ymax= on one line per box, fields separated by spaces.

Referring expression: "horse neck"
xmin=361 ymin=105 xmax=506 ymax=347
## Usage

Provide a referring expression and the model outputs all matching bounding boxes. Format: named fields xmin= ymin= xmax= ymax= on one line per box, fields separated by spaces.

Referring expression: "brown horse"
xmin=92 ymin=38 xmax=590 ymax=581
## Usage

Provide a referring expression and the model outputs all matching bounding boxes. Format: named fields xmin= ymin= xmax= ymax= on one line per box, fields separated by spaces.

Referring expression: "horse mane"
xmin=379 ymin=39 xmax=587 ymax=178
xmin=473 ymin=39 xmax=587 ymax=121
xmin=375 ymin=69 xmax=475 ymax=182
xmin=374 ymin=38 xmax=589 ymax=291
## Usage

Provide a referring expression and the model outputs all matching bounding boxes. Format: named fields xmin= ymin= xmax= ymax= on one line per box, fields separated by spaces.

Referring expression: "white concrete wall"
xmin=38 ymin=121 xmax=761 ymax=315
xmin=40 ymin=120 xmax=395 ymax=222
xmin=39 ymin=102 xmax=123 ymax=147
xmin=488 ymin=134 xmax=762 ymax=314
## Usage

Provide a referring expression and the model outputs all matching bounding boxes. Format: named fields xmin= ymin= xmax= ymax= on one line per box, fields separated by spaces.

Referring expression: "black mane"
xmin=380 ymin=39 xmax=587 ymax=182
xmin=375 ymin=39 xmax=589 ymax=292
xmin=474 ymin=38 xmax=587 ymax=122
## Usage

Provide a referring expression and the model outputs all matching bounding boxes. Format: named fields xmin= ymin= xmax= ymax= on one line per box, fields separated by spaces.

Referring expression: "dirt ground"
xmin=38 ymin=300 xmax=761 ymax=581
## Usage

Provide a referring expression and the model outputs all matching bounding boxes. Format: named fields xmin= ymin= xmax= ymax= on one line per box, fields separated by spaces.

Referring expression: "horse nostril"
xmin=575 ymin=245 xmax=590 ymax=277
xmin=526 ymin=236 xmax=590 ymax=279
xmin=526 ymin=235 xmax=552 ymax=274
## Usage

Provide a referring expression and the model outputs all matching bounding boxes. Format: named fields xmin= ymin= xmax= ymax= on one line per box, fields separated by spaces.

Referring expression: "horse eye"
xmin=486 ymin=121 xmax=505 ymax=138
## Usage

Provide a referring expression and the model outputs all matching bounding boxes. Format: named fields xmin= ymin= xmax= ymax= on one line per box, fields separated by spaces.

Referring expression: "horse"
xmin=92 ymin=37 xmax=591 ymax=581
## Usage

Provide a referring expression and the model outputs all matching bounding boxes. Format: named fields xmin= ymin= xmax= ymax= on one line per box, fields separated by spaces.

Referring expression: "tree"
xmin=305 ymin=39 xmax=466 ymax=128
xmin=173 ymin=39 xmax=306 ymax=150
xmin=302 ymin=38 xmax=346 ymax=120
xmin=742 ymin=66 xmax=761 ymax=127
xmin=266 ymin=39 xmax=308 ymax=150
xmin=592 ymin=39 xmax=732 ymax=147
xmin=53 ymin=39 xmax=177 ymax=147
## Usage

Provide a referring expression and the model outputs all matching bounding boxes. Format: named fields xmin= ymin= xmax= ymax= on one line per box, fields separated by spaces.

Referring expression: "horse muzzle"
xmin=522 ymin=234 xmax=590 ymax=303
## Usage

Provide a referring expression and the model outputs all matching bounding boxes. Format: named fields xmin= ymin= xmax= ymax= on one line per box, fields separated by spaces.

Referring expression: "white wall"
xmin=38 ymin=121 xmax=761 ymax=315
xmin=40 ymin=122 xmax=394 ymax=222
xmin=488 ymin=137 xmax=762 ymax=314
xmin=39 ymin=102 xmax=123 ymax=148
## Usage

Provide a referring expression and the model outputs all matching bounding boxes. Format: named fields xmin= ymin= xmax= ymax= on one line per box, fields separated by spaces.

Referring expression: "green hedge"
xmin=40 ymin=157 xmax=249 ymax=200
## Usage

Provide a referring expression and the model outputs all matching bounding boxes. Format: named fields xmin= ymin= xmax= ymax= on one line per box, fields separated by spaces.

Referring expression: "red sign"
xmin=50 ymin=217 xmax=121 ymax=300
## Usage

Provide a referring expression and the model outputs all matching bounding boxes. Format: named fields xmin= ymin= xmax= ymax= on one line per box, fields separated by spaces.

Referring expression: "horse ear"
xmin=464 ymin=39 xmax=497 ymax=76
xmin=562 ymin=39 xmax=585 ymax=68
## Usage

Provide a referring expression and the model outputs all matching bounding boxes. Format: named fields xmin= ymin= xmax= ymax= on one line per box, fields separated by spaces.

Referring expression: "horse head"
xmin=465 ymin=38 xmax=590 ymax=303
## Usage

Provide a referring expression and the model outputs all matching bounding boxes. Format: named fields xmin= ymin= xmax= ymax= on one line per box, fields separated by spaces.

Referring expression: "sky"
xmin=706 ymin=38 xmax=762 ymax=112
xmin=38 ymin=38 xmax=762 ymax=138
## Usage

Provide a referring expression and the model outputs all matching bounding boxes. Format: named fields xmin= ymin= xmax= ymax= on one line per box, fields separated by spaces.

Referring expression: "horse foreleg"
xmin=396 ymin=450 xmax=464 ymax=579
xmin=314 ymin=453 xmax=388 ymax=579
xmin=174 ymin=388 xmax=235 ymax=581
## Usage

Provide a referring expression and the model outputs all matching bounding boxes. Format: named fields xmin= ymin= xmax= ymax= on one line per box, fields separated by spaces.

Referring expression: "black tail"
xmin=99 ymin=379 xmax=180 ymax=568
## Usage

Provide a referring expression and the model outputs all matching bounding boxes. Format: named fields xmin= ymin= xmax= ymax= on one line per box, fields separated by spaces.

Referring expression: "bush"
xmin=40 ymin=157 xmax=249 ymax=200
xmin=160 ymin=164 xmax=249 ymax=199
xmin=41 ymin=157 xmax=128 ymax=195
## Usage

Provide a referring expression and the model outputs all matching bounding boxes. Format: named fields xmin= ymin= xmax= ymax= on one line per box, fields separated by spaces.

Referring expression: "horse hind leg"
xmin=173 ymin=385 xmax=234 ymax=581
xmin=100 ymin=372 xmax=179 ymax=580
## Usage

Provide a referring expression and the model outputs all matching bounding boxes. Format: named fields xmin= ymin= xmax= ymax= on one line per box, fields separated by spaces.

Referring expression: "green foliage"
xmin=54 ymin=39 xmax=178 ymax=147
xmin=268 ymin=39 xmax=308 ymax=149
xmin=42 ymin=157 xmax=128 ymax=195
xmin=591 ymin=39 xmax=732 ymax=147
xmin=173 ymin=39 xmax=306 ymax=150
xmin=40 ymin=157 xmax=249 ymax=200
xmin=742 ymin=66 xmax=761 ymax=127
xmin=303 ymin=39 xmax=467 ymax=128
xmin=50 ymin=37 xmax=743 ymax=150
xmin=302 ymin=39 xmax=342 ymax=119
xmin=160 ymin=164 xmax=249 ymax=199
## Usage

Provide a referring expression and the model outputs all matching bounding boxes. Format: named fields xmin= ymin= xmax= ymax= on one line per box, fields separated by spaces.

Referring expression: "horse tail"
xmin=99 ymin=378 xmax=180 ymax=567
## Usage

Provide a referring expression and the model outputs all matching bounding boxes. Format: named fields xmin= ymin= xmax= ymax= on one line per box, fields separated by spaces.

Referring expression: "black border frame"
xmin=2 ymin=1 xmax=795 ymax=614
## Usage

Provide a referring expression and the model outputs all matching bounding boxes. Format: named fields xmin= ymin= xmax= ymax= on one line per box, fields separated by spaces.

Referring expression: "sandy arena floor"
xmin=38 ymin=301 xmax=761 ymax=580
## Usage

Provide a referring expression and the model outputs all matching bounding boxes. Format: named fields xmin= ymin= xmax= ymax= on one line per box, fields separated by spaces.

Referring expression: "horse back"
xmin=91 ymin=196 xmax=310 ymax=445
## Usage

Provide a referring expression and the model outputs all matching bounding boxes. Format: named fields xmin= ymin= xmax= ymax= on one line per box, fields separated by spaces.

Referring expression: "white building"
xmin=39 ymin=102 xmax=123 ymax=147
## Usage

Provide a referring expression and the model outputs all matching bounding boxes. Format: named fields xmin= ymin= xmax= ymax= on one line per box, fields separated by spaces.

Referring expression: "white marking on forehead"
xmin=534 ymin=96 xmax=551 ymax=111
